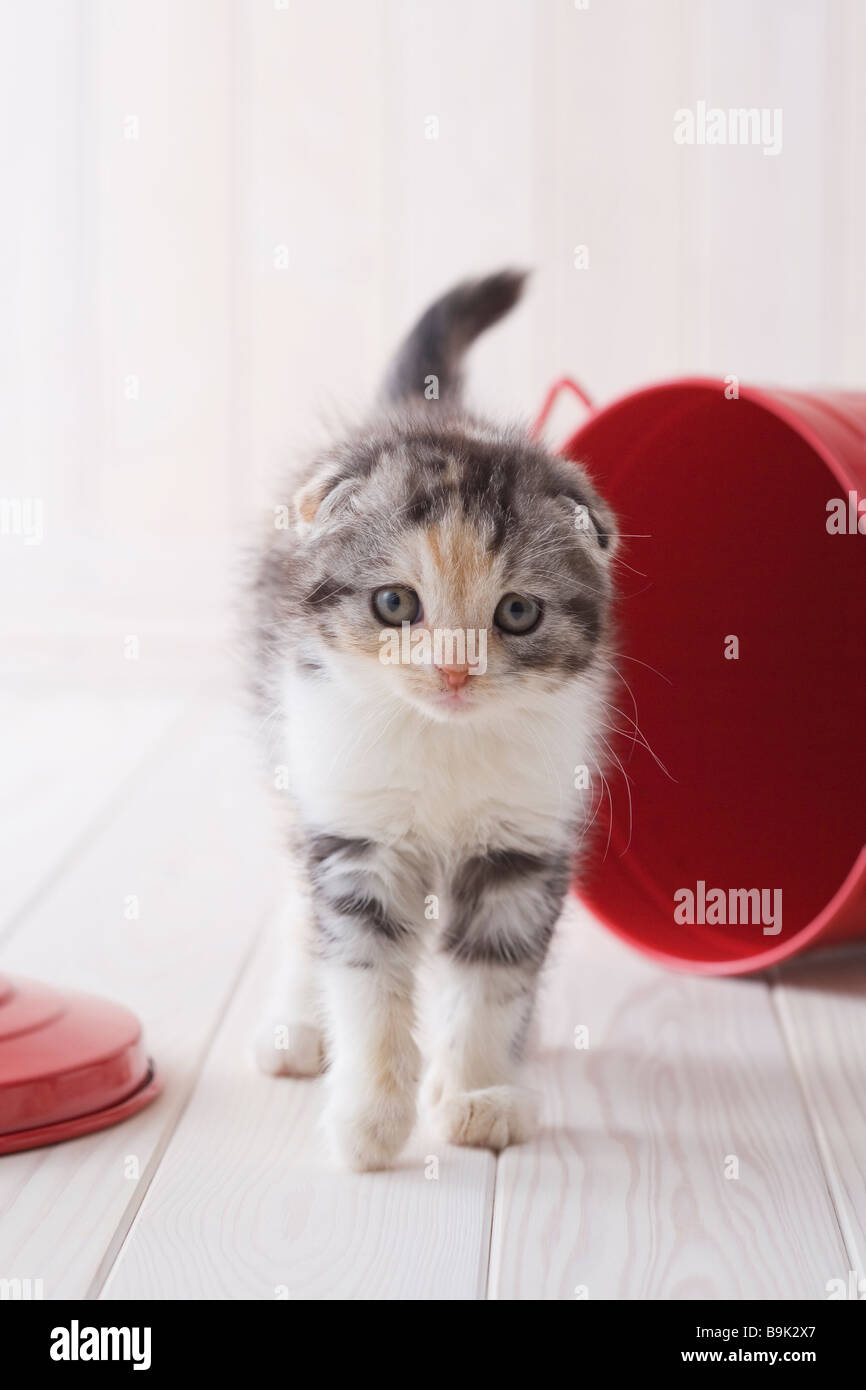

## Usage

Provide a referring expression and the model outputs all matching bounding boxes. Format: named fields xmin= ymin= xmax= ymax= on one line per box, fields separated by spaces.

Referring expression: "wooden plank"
xmin=773 ymin=950 xmax=866 ymax=1286
xmin=0 ymin=0 xmax=87 ymax=518
xmin=0 ymin=691 xmax=183 ymax=941
xmin=102 ymin=921 xmax=496 ymax=1301
xmin=0 ymin=700 xmax=281 ymax=1299
xmin=90 ymin=0 xmax=234 ymax=534
xmin=238 ymin=0 xmax=389 ymax=509
xmin=534 ymin=0 xmax=692 ymax=407
xmin=488 ymin=904 xmax=848 ymax=1299
xmin=836 ymin=0 xmax=866 ymax=386
xmin=384 ymin=0 xmax=537 ymax=421
xmin=685 ymin=0 xmax=833 ymax=385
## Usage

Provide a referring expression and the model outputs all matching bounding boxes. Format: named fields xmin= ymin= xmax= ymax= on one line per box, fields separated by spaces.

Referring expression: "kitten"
xmin=251 ymin=271 xmax=618 ymax=1170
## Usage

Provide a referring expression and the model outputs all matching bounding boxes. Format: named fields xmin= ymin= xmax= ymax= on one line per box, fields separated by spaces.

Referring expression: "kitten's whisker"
xmin=603 ymin=663 xmax=640 ymax=739
xmin=594 ymin=699 xmax=640 ymax=757
xmin=351 ymin=701 xmax=406 ymax=765
xmin=596 ymin=712 xmax=676 ymax=783
xmin=579 ymin=765 xmax=606 ymax=838
xmin=608 ymin=553 xmax=647 ymax=579
xmin=584 ymin=755 xmax=614 ymax=862
xmin=606 ymin=651 xmax=673 ymax=685
xmin=595 ymin=727 xmax=636 ymax=785
xmin=536 ymin=706 xmax=608 ymax=841
xmin=597 ymin=733 xmax=633 ymax=855
xmin=251 ymin=705 xmax=279 ymax=740
xmin=325 ymin=702 xmax=391 ymax=776
xmin=596 ymin=661 xmax=676 ymax=782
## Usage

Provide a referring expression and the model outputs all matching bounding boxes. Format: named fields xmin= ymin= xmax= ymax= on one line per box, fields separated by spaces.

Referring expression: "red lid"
xmin=0 ymin=974 xmax=161 ymax=1154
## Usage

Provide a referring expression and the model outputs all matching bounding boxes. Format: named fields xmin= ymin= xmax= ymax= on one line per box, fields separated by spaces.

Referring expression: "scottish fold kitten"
xmin=252 ymin=271 xmax=618 ymax=1170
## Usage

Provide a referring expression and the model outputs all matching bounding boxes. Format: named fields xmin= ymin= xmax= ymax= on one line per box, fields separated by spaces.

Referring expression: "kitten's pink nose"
xmin=437 ymin=664 xmax=470 ymax=691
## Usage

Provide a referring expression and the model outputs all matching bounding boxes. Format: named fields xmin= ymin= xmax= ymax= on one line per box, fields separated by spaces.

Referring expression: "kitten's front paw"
xmin=433 ymin=1085 xmax=536 ymax=1151
xmin=325 ymin=1091 xmax=416 ymax=1172
xmin=253 ymin=1016 xmax=324 ymax=1077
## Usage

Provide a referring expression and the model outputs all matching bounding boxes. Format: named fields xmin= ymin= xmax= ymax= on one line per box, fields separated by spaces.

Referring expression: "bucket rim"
xmin=562 ymin=375 xmax=863 ymax=497
xmin=580 ymin=843 xmax=866 ymax=976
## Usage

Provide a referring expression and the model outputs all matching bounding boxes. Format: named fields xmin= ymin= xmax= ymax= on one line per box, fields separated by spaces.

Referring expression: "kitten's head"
xmin=269 ymin=415 xmax=618 ymax=723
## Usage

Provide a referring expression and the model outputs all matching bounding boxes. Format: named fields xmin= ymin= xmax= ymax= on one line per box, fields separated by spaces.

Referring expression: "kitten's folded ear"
xmin=581 ymin=493 xmax=619 ymax=557
xmin=293 ymin=466 xmax=331 ymax=530
xmin=549 ymin=461 xmax=619 ymax=557
xmin=293 ymin=461 xmax=361 ymax=537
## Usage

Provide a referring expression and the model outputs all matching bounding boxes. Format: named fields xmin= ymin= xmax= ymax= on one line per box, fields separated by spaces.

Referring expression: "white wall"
xmin=2 ymin=0 xmax=864 ymax=661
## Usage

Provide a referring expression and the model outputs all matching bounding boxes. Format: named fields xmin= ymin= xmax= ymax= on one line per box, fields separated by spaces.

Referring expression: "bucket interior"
xmin=567 ymin=384 xmax=866 ymax=970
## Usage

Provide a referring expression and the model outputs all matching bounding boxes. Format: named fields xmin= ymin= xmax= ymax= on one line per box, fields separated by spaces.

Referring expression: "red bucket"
xmin=538 ymin=377 xmax=866 ymax=975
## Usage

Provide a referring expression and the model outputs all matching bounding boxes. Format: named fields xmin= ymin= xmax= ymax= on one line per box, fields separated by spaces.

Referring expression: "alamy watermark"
xmin=674 ymin=880 xmax=782 ymax=936
xmin=379 ymin=622 xmax=487 ymax=675
xmin=826 ymin=491 xmax=865 ymax=534
xmin=826 ymin=1270 xmax=866 ymax=1300
xmin=0 ymin=1276 xmax=44 ymax=1300
xmin=0 ymin=496 xmax=43 ymax=545
xmin=674 ymin=102 xmax=782 ymax=157
xmin=50 ymin=1321 xmax=151 ymax=1371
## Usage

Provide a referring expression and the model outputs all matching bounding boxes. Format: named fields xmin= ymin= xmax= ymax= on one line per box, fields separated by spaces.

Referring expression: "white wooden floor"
xmin=1 ymin=673 xmax=864 ymax=1301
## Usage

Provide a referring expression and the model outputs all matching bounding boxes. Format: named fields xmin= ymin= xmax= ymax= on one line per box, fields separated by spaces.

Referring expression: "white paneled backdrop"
xmin=3 ymin=0 xmax=865 ymax=671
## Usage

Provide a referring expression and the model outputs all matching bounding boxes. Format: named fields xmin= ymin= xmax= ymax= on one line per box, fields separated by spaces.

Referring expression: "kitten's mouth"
xmin=399 ymin=673 xmax=492 ymax=721
xmin=439 ymin=688 xmax=470 ymax=705
xmin=426 ymin=685 xmax=477 ymax=716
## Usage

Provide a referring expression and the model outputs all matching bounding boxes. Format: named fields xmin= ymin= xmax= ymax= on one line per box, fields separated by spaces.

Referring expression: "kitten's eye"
xmin=494 ymin=592 xmax=541 ymax=635
xmin=373 ymin=585 xmax=421 ymax=625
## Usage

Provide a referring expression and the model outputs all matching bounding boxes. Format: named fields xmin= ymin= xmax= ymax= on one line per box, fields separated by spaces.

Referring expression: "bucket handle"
xmin=531 ymin=376 xmax=595 ymax=449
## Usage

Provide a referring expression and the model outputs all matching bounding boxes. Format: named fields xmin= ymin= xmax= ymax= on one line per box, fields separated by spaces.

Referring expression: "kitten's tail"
xmin=379 ymin=268 xmax=528 ymax=408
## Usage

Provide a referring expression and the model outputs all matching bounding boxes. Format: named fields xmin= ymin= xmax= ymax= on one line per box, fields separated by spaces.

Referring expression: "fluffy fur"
xmin=251 ymin=271 xmax=618 ymax=1170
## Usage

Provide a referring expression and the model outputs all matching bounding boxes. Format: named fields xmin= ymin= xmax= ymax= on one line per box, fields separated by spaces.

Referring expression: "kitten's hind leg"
xmin=253 ymin=881 xmax=325 ymax=1078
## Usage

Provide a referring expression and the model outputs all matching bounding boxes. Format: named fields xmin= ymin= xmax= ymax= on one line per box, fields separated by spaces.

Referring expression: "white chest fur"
xmin=281 ymin=665 xmax=604 ymax=862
